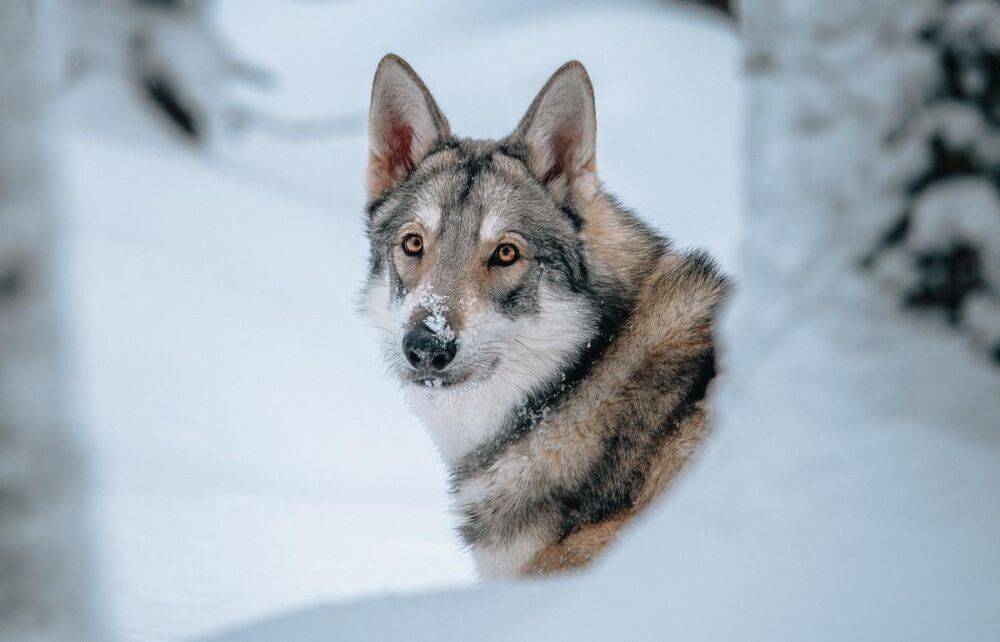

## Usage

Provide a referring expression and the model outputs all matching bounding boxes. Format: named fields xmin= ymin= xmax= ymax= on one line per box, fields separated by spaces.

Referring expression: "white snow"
xmin=966 ymin=293 xmax=1000 ymax=348
xmin=418 ymin=292 xmax=455 ymax=342
xmin=59 ymin=1 xmax=740 ymax=640
xmin=894 ymin=101 xmax=1000 ymax=172
xmin=908 ymin=178 xmax=1000 ymax=284
xmin=944 ymin=0 xmax=1000 ymax=47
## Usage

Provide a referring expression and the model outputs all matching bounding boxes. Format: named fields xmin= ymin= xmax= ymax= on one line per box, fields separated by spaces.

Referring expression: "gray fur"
xmin=361 ymin=55 xmax=732 ymax=576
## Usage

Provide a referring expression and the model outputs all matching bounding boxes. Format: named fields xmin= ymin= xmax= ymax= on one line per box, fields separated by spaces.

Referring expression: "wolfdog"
xmin=362 ymin=54 xmax=731 ymax=578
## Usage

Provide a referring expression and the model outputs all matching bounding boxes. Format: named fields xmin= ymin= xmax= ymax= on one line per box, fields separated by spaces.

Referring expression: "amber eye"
xmin=490 ymin=242 xmax=520 ymax=267
xmin=401 ymin=234 xmax=424 ymax=256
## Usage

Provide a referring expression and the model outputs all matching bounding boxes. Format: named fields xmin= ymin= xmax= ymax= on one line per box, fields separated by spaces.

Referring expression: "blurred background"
xmin=7 ymin=1 xmax=1000 ymax=640
xmin=55 ymin=1 xmax=739 ymax=639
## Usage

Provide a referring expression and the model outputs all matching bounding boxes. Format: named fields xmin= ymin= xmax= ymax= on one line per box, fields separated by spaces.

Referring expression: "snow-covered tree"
xmin=859 ymin=0 xmax=1000 ymax=363
xmin=0 ymin=2 xmax=99 ymax=640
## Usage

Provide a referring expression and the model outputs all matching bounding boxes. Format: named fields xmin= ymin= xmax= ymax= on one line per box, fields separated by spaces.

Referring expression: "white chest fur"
xmin=369 ymin=279 xmax=597 ymax=577
xmin=469 ymin=532 xmax=548 ymax=578
xmin=406 ymin=375 xmax=529 ymax=464
xmin=405 ymin=363 xmax=557 ymax=577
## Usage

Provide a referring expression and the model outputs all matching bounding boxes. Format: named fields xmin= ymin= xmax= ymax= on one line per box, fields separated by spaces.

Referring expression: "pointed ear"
xmin=507 ymin=61 xmax=597 ymax=202
xmin=367 ymin=54 xmax=451 ymax=200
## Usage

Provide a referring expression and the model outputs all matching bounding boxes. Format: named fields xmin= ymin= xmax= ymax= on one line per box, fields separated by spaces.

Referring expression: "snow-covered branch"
xmin=861 ymin=0 xmax=1000 ymax=363
xmin=67 ymin=0 xmax=362 ymax=146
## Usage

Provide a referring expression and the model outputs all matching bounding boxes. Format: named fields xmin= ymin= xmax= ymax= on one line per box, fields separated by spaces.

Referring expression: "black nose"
xmin=403 ymin=325 xmax=457 ymax=372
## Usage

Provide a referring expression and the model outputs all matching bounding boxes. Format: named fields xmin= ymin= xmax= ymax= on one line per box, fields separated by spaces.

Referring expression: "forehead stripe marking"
xmin=457 ymin=153 xmax=493 ymax=204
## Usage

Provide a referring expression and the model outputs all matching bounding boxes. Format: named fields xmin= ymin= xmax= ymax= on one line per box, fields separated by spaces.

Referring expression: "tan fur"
xmin=526 ymin=406 xmax=709 ymax=574
xmin=526 ymin=512 xmax=634 ymax=575
xmin=634 ymin=406 xmax=710 ymax=510
xmin=583 ymin=194 xmax=662 ymax=289
xmin=456 ymin=203 xmax=726 ymax=576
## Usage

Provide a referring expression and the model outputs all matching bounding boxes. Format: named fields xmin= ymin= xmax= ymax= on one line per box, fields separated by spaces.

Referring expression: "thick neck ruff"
xmin=441 ymin=249 xmax=730 ymax=577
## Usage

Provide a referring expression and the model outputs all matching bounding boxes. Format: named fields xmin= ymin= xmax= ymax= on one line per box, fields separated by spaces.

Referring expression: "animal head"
xmin=362 ymin=54 xmax=608 ymax=403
